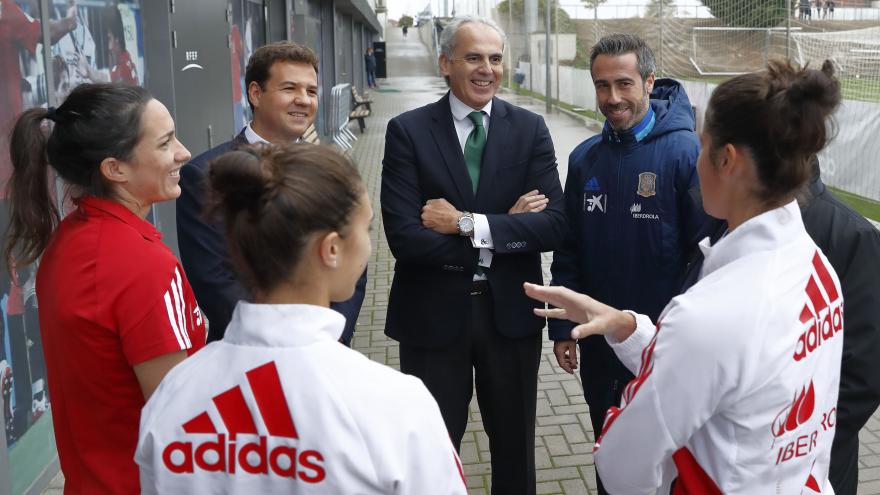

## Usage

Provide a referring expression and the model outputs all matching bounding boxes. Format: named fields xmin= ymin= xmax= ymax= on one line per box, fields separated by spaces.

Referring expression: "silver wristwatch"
xmin=457 ymin=211 xmax=475 ymax=237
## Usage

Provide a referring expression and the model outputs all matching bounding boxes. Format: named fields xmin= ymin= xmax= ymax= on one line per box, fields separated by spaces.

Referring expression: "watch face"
xmin=459 ymin=216 xmax=474 ymax=233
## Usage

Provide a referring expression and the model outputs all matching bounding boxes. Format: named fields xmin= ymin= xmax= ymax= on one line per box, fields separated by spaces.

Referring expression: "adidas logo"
xmin=583 ymin=176 xmax=601 ymax=192
xmin=793 ymin=252 xmax=843 ymax=362
xmin=161 ymin=361 xmax=326 ymax=482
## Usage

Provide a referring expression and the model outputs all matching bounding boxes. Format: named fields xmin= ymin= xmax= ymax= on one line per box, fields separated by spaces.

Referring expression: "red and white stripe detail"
xmin=163 ymin=268 xmax=193 ymax=350
xmin=594 ymin=323 xmax=660 ymax=451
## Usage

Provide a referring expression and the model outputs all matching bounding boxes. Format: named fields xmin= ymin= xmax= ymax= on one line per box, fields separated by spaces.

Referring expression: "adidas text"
xmin=162 ymin=433 xmax=326 ymax=482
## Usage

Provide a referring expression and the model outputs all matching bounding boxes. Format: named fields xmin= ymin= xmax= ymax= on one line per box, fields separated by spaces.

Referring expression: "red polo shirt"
xmin=37 ymin=197 xmax=206 ymax=494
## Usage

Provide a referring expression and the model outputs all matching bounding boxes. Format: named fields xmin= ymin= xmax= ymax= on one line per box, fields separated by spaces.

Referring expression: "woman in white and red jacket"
xmin=137 ymin=144 xmax=466 ymax=494
xmin=526 ymin=60 xmax=844 ymax=495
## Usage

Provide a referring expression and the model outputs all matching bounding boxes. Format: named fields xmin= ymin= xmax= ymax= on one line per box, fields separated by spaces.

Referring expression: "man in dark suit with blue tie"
xmin=380 ymin=16 xmax=566 ymax=495
xmin=177 ymin=41 xmax=366 ymax=344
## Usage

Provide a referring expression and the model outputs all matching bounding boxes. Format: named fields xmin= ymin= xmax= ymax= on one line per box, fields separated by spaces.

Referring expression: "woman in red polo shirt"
xmin=4 ymin=83 xmax=206 ymax=494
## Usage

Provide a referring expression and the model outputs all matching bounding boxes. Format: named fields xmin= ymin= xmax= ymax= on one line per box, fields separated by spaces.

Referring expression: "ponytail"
xmin=5 ymin=107 xmax=60 ymax=273
xmin=3 ymin=83 xmax=152 ymax=273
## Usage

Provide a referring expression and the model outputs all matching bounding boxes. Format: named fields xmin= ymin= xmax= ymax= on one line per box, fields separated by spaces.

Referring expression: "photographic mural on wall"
xmin=0 ymin=1 xmax=144 ymax=493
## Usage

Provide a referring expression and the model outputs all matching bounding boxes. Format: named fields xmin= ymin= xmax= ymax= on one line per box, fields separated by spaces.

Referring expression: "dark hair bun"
xmin=207 ymin=147 xmax=272 ymax=216
xmin=706 ymin=59 xmax=841 ymax=203
xmin=766 ymin=59 xmax=841 ymax=173
xmin=205 ymin=143 xmax=364 ymax=293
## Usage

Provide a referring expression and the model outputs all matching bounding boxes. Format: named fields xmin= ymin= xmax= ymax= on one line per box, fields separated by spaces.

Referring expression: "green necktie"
xmin=464 ymin=111 xmax=486 ymax=194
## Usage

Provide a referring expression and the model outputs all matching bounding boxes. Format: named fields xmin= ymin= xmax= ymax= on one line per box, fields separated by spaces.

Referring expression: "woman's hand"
xmin=524 ymin=282 xmax=637 ymax=342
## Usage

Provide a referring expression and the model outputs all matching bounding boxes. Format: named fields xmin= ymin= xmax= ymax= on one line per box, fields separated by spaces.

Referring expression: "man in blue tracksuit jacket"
xmin=548 ymin=34 xmax=707 ymax=494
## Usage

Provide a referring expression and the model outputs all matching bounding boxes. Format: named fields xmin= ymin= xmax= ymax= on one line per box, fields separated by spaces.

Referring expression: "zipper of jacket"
xmin=614 ymin=136 xmax=624 ymax=290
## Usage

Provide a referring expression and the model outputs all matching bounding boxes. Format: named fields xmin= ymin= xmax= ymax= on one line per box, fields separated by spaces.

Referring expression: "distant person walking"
xmin=799 ymin=0 xmax=811 ymax=20
xmin=365 ymin=47 xmax=378 ymax=88
xmin=402 ymin=24 xmax=409 ymax=39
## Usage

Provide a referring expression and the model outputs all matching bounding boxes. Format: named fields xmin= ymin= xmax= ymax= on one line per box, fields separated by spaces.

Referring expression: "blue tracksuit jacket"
xmin=549 ymin=79 xmax=707 ymax=406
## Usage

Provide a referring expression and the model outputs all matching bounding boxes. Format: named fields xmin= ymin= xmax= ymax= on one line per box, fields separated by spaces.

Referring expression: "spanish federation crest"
xmin=637 ymin=172 xmax=657 ymax=198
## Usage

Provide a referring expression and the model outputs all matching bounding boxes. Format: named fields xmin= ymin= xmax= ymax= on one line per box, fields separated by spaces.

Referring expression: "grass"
xmin=828 ymin=186 xmax=880 ymax=222
xmin=500 ymin=81 xmax=607 ymax=123
xmin=838 ymin=77 xmax=880 ymax=103
xmin=681 ymin=74 xmax=880 ymax=103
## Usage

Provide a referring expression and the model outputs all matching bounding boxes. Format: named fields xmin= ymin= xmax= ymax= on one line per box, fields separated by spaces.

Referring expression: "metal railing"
xmin=329 ymin=83 xmax=357 ymax=150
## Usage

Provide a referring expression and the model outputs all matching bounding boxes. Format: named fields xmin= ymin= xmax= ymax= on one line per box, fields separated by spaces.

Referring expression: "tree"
xmin=581 ymin=0 xmax=608 ymax=13
xmin=703 ymin=0 xmax=787 ymax=28
xmin=496 ymin=0 xmax=576 ymax=32
xmin=645 ymin=0 xmax=676 ymax=18
xmin=398 ymin=15 xmax=413 ymax=28
xmin=581 ymin=0 xmax=607 ymax=6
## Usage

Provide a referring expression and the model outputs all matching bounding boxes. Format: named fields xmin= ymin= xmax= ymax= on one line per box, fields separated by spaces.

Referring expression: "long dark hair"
xmin=206 ymin=144 xmax=363 ymax=294
xmin=5 ymin=83 xmax=152 ymax=271
xmin=704 ymin=60 xmax=841 ymax=204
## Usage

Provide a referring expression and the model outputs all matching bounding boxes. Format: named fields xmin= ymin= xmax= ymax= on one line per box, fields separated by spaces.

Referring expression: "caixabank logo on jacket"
xmin=161 ymin=361 xmax=326 ymax=482
xmin=793 ymin=252 xmax=843 ymax=362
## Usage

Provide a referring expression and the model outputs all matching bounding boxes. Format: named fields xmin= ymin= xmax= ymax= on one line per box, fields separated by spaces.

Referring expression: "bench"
xmin=301 ymin=123 xmax=320 ymax=144
xmin=349 ymin=86 xmax=372 ymax=134
xmin=349 ymin=107 xmax=370 ymax=134
xmin=351 ymin=85 xmax=373 ymax=112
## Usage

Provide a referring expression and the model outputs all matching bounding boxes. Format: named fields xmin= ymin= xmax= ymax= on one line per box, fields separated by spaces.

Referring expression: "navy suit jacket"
xmin=381 ymin=93 xmax=566 ymax=349
xmin=177 ymin=129 xmax=367 ymax=344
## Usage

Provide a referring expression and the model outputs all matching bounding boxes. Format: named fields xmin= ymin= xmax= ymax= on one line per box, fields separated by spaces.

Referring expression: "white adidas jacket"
xmin=137 ymin=303 xmax=466 ymax=495
xmin=596 ymin=201 xmax=842 ymax=494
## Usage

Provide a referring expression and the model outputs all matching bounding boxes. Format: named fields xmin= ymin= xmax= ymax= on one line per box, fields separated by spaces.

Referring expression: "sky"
xmin=385 ymin=0 xmax=714 ymax=22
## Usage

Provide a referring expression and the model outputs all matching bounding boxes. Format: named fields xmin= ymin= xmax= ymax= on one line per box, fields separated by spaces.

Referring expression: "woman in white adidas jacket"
xmin=526 ymin=60 xmax=844 ymax=494
xmin=136 ymin=144 xmax=466 ymax=494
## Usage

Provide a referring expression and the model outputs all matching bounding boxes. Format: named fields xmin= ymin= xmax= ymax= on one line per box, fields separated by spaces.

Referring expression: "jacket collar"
xmin=808 ymin=158 xmax=825 ymax=198
xmin=223 ymin=302 xmax=345 ymax=347
xmin=77 ymin=196 xmax=162 ymax=242
xmin=698 ymin=200 xmax=804 ymax=280
xmin=430 ymin=92 xmax=475 ymax=207
xmin=602 ymin=105 xmax=655 ymax=145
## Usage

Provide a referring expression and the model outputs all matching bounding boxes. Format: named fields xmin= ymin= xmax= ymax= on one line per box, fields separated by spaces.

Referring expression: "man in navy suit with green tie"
xmin=380 ymin=16 xmax=566 ymax=495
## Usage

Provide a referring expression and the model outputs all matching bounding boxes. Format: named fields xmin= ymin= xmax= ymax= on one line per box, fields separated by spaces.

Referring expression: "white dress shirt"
xmin=449 ymin=93 xmax=495 ymax=275
xmin=244 ymin=122 xmax=301 ymax=144
xmin=244 ymin=122 xmax=270 ymax=144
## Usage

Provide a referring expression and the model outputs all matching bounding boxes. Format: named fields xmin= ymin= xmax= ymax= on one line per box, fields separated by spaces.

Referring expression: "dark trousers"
xmin=829 ymin=432 xmax=858 ymax=495
xmin=400 ymin=291 xmax=541 ymax=495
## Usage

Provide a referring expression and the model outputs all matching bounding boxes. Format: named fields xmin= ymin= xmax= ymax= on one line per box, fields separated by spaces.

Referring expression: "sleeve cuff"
xmin=606 ymin=310 xmax=655 ymax=374
xmin=471 ymin=214 xmax=494 ymax=249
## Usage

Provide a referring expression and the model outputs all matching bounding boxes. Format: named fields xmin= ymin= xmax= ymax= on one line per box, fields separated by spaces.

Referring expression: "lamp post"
xmin=545 ymin=0 xmax=551 ymax=112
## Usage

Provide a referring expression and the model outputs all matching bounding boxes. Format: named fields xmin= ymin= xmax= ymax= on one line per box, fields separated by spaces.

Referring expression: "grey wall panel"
xmin=169 ymin=0 xmax=235 ymax=157
xmin=267 ymin=0 xmax=287 ymax=41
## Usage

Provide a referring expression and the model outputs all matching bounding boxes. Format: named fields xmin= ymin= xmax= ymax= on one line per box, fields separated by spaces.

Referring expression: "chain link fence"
xmin=493 ymin=0 xmax=880 ymax=202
